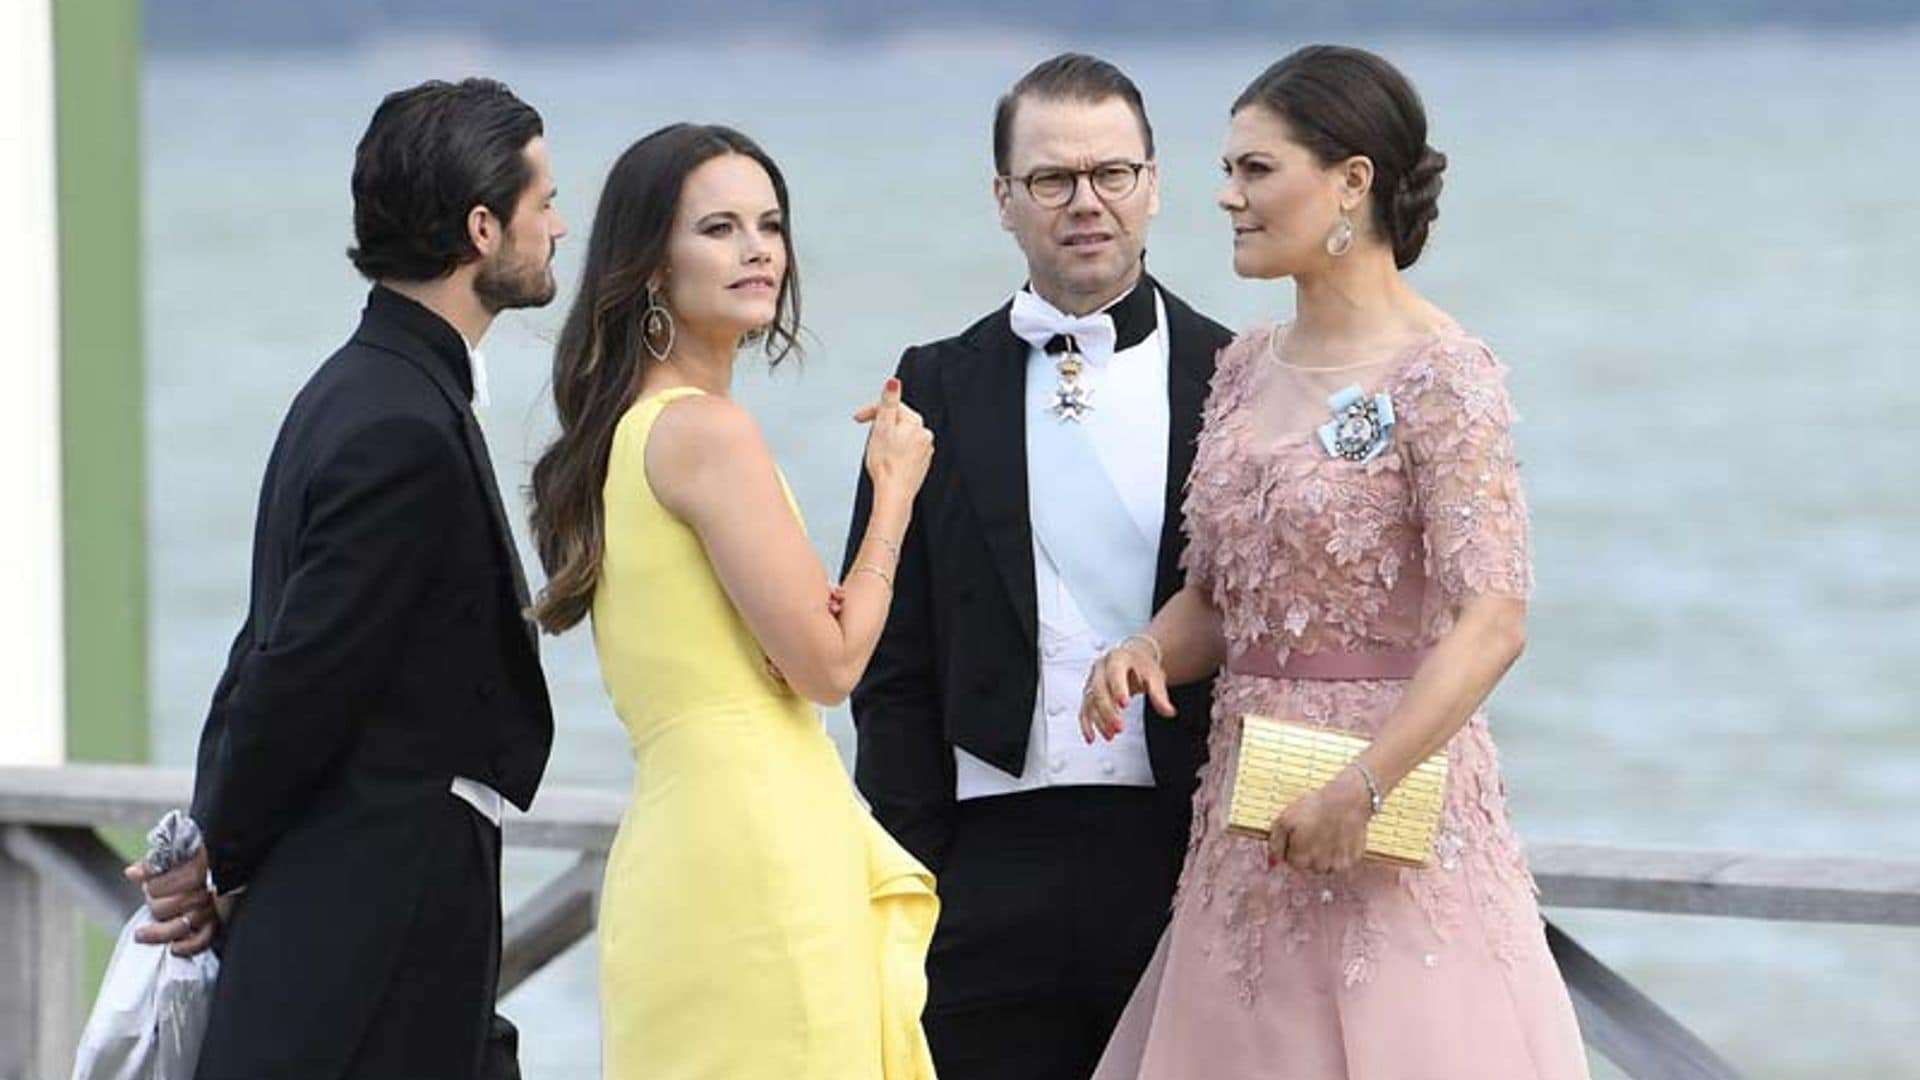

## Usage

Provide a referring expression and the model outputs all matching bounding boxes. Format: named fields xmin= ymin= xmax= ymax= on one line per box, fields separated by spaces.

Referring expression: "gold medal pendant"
xmin=1049 ymin=351 xmax=1094 ymax=422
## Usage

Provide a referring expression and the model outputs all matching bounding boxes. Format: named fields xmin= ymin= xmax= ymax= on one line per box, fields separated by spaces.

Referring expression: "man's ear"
xmin=468 ymin=205 xmax=499 ymax=258
xmin=993 ymin=176 xmax=1014 ymax=233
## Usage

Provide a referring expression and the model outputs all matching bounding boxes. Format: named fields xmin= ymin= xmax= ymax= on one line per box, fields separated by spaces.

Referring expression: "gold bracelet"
xmin=849 ymin=563 xmax=894 ymax=590
xmin=867 ymin=535 xmax=902 ymax=560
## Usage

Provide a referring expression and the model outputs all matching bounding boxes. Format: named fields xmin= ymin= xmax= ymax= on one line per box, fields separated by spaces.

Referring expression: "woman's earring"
xmin=643 ymin=286 xmax=676 ymax=362
xmin=1325 ymin=211 xmax=1355 ymax=258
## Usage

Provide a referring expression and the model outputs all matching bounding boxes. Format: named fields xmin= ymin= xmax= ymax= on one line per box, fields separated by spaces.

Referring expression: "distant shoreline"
xmin=143 ymin=5 xmax=1920 ymax=55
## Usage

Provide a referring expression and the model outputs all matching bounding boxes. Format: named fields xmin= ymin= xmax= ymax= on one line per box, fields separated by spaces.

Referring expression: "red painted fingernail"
xmin=1267 ymin=853 xmax=1278 ymax=870
xmin=886 ymin=377 xmax=900 ymax=392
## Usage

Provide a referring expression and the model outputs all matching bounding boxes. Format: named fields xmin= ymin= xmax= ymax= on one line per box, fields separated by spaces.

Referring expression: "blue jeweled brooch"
xmin=1317 ymin=385 xmax=1396 ymax=463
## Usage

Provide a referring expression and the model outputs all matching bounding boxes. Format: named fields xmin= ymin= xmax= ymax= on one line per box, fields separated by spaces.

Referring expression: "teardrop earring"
xmin=1325 ymin=211 xmax=1355 ymax=258
xmin=642 ymin=286 xmax=676 ymax=362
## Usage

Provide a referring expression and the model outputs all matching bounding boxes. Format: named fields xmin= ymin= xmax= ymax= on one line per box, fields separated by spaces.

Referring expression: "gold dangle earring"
xmin=642 ymin=284 xmax=676 ymax=362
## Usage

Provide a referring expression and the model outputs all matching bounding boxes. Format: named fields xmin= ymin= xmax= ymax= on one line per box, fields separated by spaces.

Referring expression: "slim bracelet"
xmin=867 ymin=535 xmax=902 ymax=560
xmin=1349 ymin=761 xmax=1385 ymax=817
xmin=849 ymin=563 xmax=894 ymax=591
xmin=1118 ymin=632 xmax=1163 ymax=666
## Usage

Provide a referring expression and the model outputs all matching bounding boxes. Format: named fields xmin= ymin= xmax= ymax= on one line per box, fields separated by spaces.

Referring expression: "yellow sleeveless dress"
xmin=593 ymin=387 xmax=938 ymax=1080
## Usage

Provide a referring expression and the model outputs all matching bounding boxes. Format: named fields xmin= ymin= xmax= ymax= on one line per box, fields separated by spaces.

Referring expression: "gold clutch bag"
xmin=1225 ymin=715 xmax=1449 ymax=869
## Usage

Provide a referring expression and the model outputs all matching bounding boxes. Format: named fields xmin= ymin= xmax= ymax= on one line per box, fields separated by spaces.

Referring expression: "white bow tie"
xmin=1009 ymin=289 xmax=1118 ymax=366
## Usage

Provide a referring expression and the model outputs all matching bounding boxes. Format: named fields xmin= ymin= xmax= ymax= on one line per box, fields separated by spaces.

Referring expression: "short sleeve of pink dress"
xmin=1399 ymin=337 xmax=1533 ymax=612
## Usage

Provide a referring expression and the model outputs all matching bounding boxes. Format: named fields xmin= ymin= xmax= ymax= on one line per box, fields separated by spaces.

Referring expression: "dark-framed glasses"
xmin=1003 ymin=161 xmax=1151 ymax=208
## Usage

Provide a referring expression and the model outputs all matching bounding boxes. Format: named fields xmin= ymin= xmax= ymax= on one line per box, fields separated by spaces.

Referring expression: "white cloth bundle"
xmin=70 ymin=811 xmax=220 ymax=1080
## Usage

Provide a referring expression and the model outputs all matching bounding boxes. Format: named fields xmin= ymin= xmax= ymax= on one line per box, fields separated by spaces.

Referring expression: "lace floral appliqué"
xmin=1173 ymin=325 xmax=1541 ymax=1005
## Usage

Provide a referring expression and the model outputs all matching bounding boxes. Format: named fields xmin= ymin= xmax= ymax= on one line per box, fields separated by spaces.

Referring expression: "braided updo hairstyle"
xmin=1233 ymin=45 xmax=1446 ymax=269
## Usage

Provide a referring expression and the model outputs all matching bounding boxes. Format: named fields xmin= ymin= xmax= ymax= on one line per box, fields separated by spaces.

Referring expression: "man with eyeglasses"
xmin=843 ymin=52 xmax=1233 ymax=1080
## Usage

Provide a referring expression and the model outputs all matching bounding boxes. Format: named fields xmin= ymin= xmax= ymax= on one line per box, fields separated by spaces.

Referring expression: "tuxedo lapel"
xmin=940 ymin=307 xmax=1039 ymax=648
xmin=455 ymin=413 xmax=537 ymax=642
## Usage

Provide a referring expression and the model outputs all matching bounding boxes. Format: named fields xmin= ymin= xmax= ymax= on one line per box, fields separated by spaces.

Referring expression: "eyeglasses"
xmin=1001 ymin=161 xmax=1152 ymax=209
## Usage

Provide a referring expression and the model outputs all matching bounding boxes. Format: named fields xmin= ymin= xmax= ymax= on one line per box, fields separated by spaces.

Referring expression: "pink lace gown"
xmin=1093 ymin=324 xmax=1589 ymax=1080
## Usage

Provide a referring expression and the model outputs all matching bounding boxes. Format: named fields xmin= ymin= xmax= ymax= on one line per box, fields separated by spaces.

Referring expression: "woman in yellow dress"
xmin=528 ymin=123 xmax=939 ymax=1079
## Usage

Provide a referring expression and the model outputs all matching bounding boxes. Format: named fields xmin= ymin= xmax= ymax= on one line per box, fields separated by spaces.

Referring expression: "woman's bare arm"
xmin=646 ymin=388 xmax=928 ymax=706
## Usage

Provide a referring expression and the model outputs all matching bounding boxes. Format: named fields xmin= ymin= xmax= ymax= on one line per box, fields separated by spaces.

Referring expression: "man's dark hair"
xmin=347 ymin=78 xmax=544 ymax=282
xmin=992 ymin=53 xmax=1155 ymax=175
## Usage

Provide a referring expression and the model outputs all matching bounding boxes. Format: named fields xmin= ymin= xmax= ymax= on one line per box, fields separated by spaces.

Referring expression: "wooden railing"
xmin=4 ymin=764 xmax=1916 ymax=1080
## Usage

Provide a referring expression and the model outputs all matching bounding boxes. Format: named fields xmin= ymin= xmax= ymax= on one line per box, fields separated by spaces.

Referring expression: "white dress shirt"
xmin=955 ymin=296 xmax=1169 ymax=799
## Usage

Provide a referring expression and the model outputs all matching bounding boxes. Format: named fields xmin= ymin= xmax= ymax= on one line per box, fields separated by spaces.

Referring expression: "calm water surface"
xmin=145 ymin=30 xmax=1920 ymax=1078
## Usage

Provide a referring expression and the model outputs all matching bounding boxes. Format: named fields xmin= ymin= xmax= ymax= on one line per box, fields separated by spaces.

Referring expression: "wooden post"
xmin=2 ymin=830 xmax=86 ymax=1080
xmin=0 ymin=841 xmax=36 ymax=1080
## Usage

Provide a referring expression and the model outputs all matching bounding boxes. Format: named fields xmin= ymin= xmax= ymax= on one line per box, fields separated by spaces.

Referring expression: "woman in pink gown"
xmin=1080 ymin=46 xmax=1590 ymax=1079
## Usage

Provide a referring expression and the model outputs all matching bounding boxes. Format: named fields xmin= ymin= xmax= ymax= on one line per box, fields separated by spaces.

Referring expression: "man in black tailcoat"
xmin=130 ymin=78 xmax=564 ymax=1080
xmin=846 ymin=53 xmax=1234 ymax=1080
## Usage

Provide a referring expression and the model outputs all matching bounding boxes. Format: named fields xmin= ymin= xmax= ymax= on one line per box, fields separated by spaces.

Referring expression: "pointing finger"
xmin=1146 ymin=667 xmax=1177 ymax=718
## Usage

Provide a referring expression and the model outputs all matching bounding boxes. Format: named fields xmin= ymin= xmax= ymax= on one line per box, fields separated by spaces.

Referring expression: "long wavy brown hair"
xmin=528 ymin=124 xmax=802 ymax=634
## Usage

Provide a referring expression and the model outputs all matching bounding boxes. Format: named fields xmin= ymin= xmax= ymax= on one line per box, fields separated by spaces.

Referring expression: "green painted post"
xmin=54 ymin=0 xmax=147 ymax=769
xmin=53 ymin=0 xmax=148 ymax=1010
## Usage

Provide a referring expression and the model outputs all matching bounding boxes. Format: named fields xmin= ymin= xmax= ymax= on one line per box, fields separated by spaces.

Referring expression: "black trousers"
xmin=924 ymin=786 xmax=1187 ymax=1080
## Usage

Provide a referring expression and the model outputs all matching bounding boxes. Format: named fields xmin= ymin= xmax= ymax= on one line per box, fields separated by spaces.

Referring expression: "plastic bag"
xmin=70 ymin=811 xmax=221 ymax=1080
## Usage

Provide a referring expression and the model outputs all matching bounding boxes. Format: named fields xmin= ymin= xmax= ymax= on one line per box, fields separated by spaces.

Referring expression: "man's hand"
xmin=125 ymin=846 xmax=221 ymax=957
